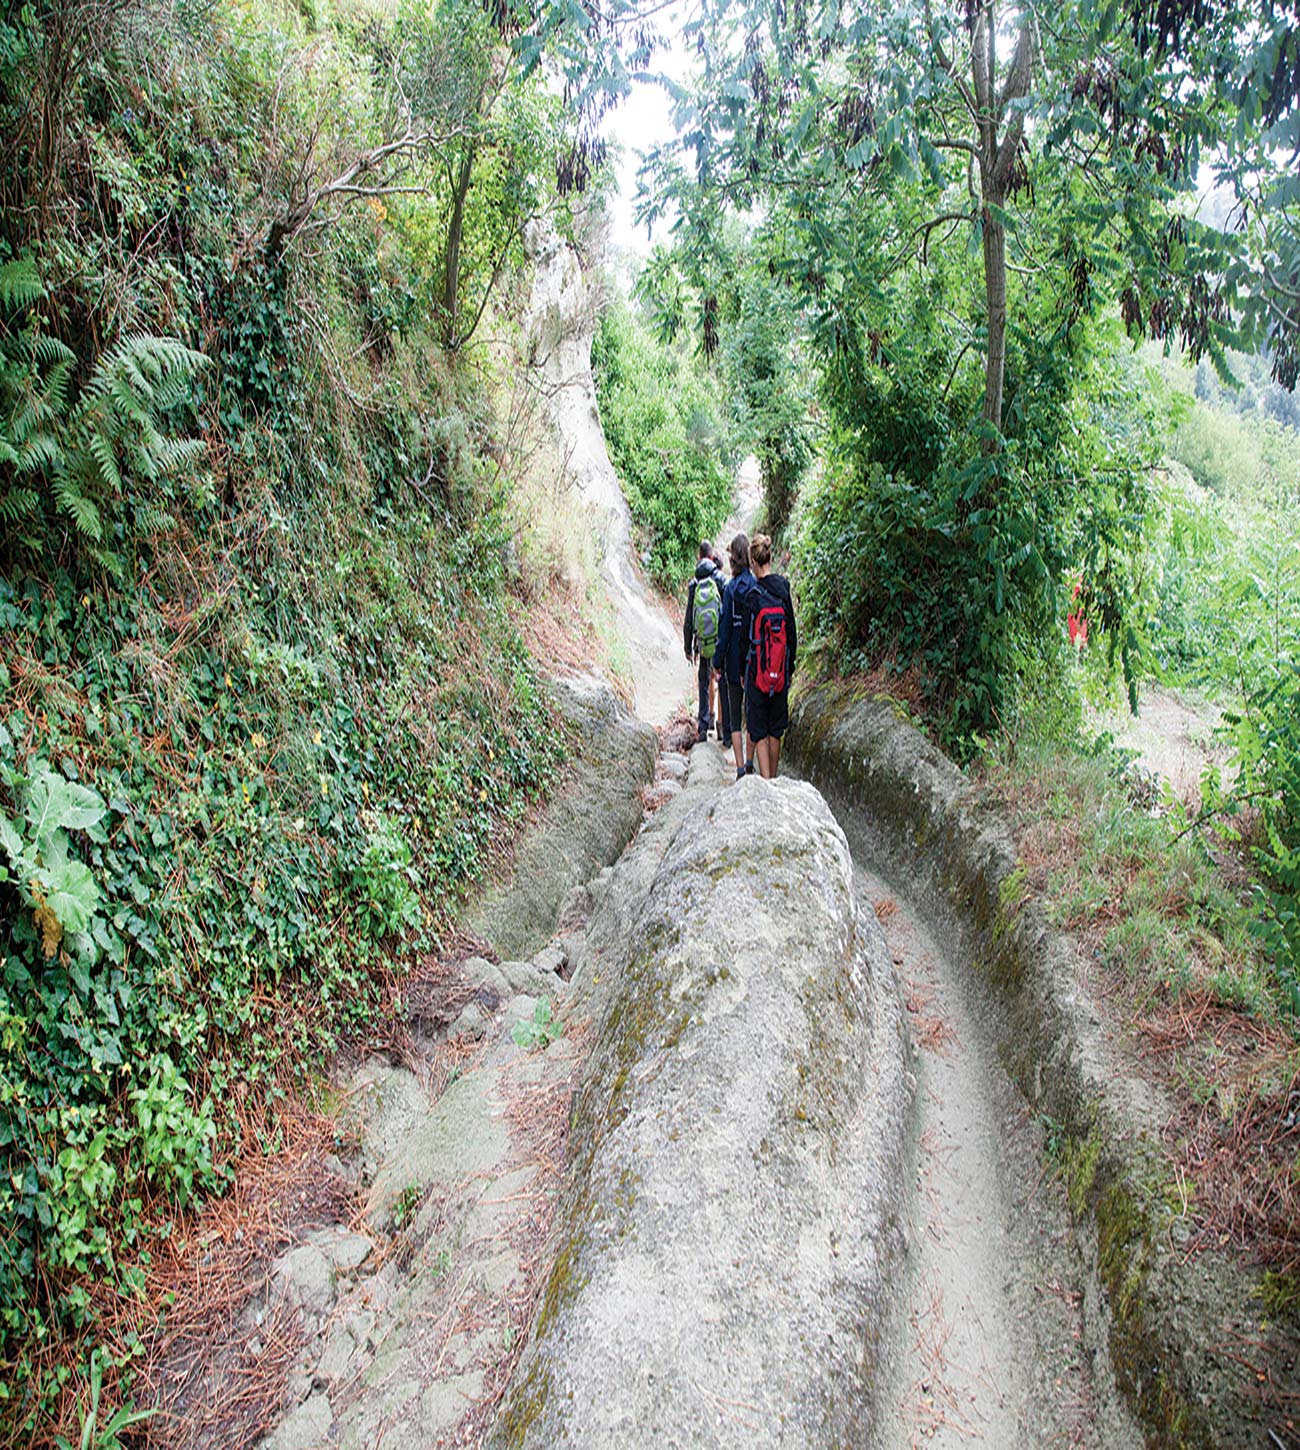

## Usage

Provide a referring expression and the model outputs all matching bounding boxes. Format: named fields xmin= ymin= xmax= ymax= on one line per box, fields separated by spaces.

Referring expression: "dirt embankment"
xmin=787 ymin=681 xmax=1300 ymax=1448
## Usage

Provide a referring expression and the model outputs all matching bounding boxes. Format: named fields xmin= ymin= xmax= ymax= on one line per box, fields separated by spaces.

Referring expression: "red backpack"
xmin=750 ymin=583 xmax=788 ymax=695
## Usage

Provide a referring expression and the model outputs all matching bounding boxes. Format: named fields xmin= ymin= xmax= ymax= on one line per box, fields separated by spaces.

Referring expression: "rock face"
xmin=468 ymin=673 xmax=656 ymax=959
xmin=491 ymin=774 xmax=911 ymax=1448
xmin=523 ymin=216 xmax=682 ymax=725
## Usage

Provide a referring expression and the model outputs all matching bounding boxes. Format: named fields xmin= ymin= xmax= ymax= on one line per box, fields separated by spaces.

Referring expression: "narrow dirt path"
xmin=860 ymin=867 xmax=1139 ymax=1449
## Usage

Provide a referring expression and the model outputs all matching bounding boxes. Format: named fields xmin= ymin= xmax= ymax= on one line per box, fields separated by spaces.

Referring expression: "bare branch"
xmin=265 ymin=124 xmax=473 ymax=257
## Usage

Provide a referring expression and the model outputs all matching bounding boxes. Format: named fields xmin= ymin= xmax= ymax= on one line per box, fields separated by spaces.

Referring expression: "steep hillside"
xmin=0 ymin=0 xmax=594 ymax=1437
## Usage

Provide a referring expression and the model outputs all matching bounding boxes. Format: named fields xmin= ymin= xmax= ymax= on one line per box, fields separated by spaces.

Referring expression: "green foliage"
xmin=391 ymin=1182 xmax=424 ymax=1229
xmin=986 ymin=738 xmax=1270 ymax=1015
xmin=0 ymin=0 xmax=581 ymax=1434
xmin=594 ymin=298 xmax=736 ymax=582
xmin=1141 ymin=377 xmax=1300 ymax=1003
xmin=794 ymin=334 xmax=1161 ymax=750
xmin=592 ymin=299 xmax=731 ymax=585
xmin=511 ymin=997 xmax=563 ymax=1050
xmin=0 ymin=261 xmax=210 ymax=562
xmin=52 ymin=1349 xmax=154 ymax=1450
xmin=1239 ymin=669 xmax=1300 ymax=1005
xmin=718 ymin=262 xmax=811 ymax=536
xmin=0 ymin=749 xmax=106 ymax=961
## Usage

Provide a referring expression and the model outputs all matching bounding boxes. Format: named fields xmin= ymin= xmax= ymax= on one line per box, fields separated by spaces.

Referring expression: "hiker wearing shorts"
xmin=713 ymin=533 xmax=758 ymax=781
xmin=683 ymin=541 xmax=725 ymax=742
xmin=738 ymin=533 xmax=796 ymax=780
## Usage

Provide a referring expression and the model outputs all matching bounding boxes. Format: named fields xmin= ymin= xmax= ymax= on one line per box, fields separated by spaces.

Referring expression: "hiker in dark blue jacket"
xmin=683 ymin=542 xmax=725 ymax=743
xmin=737 ymin=532 xmax=797 ymax=779
xmin=713 ymin=532 xmax=757 ymax=781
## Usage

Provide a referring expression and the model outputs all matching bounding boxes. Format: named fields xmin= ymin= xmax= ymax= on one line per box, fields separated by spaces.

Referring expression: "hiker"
xmin=738 ymin=533 xmax=796 ymax=780
xmin=710 ymin=545 xmax=732 ymax=747
xmin=713 ymin=533 xmax=758 ymax=781
xmin=683 ymin=540 xmax=725 ymax=743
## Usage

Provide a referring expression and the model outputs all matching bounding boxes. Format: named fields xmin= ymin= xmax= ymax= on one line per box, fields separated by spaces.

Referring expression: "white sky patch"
xmin=603 ymin=11 xmax=695 ymax=261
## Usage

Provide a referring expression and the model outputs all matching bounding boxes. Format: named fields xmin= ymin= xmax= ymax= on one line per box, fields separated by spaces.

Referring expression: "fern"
xmin=1 ymin=265 xmax=211 ymax=553
xmin=0 ymin=259 xmax=46 ymax=312
xmin=0 ymin=487 xmax=39 ymax=522
xmin=53 ymin=471 xmax=105 ymax=542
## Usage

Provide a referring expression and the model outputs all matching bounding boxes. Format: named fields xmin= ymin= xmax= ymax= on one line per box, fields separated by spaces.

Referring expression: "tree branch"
xmin=265 ymin=125 xmax=472 ymax=257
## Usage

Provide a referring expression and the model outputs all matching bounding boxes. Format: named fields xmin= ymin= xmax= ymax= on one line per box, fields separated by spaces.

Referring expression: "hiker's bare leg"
xmin=770 ymin=737 xmax=781 ymax=777
xmin=754 ymin=738 xmax=771 ymax=778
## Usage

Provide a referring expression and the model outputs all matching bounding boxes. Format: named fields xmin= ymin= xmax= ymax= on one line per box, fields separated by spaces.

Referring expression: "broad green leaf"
xmin=0 ymin=814 xmax=22 ymax=864
xmin=46 ymin=860 xmax=99 ymax=935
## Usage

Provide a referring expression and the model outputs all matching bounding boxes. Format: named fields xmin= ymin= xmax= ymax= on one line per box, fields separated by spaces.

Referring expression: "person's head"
xmin=729 ymin=532 xmax=750 ymax=576
xmin=750 ymin=533 xmax=772 ymax=576
xmin=698 ymin=539 xmax=713 ymax=561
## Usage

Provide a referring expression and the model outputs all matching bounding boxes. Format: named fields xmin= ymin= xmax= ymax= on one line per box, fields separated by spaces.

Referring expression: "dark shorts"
xmin=745 ymin=680 xmax=789 ymax=743
xmin=726 ymin=680 xmax=745 ymax=738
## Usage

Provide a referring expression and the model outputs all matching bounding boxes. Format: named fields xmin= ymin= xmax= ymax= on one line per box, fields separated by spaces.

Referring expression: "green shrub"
xmin=793 ymin=451 xmax=1065 ymax=752
xmin=592 ymin=300 xmax=732 ymax=585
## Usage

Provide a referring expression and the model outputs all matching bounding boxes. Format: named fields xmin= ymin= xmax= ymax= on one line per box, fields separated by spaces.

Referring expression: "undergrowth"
xmin=591 ymin=298 xmax=732 ymax=587
xmin=0 ymin=0 xmax=574 ymax=1437
xmin=984 ymin=741 xmax=1272 ymax=1018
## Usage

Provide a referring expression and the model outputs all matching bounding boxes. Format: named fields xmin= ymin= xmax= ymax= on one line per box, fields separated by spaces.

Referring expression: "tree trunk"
xmin=441 ymin=148 xmax=475 ymax=351
xmin=981 ymin=191 xmax=1007 ymax=441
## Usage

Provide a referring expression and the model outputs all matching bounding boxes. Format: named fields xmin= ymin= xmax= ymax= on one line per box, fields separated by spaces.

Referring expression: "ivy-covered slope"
xmin=0 ymin=0 xmax=573 ymax=1436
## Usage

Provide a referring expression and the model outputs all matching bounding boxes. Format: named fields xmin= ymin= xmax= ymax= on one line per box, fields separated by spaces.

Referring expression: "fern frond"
xmin=0 ymin=487 xmax=40 ymax=522
xmin=87 ymin=429 xmax=122 ymax=494
xmin=43 ymin=359 xmax=72 ymax=414
xmin=0 ymin=259 xmax=46 ymax=313
xmin=32 ymin=335 xmax=75 ymax=369
xmin=53 ymin=473 xmax=104 ymax=541
xmin=15 ymin=434 xmax=62 ymax=475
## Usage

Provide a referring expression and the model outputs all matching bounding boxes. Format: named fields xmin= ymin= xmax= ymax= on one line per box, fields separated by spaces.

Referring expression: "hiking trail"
xmin=213 ymin=229 xmax=1143 ymax=1450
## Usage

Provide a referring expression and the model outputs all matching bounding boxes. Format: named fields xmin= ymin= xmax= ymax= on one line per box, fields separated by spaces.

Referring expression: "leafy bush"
xmin=1235 ymin=668 xmax=1300 ymax=1007
xmin=793 ymin=453 xmax=1064 ymax=750
xmin=511 ymin=997 xmax=563 ymax=1050
xmin=794 ymin=319 xmax=1164 ymax=751
xmin=592 ymin=300 xmax=732 ymax=585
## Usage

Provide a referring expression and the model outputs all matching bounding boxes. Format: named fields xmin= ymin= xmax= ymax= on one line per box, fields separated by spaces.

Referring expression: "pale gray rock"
xmin=310 ymin=1227 xmax=372 ymax=1274
xmin=658 ymin=752 xmax=688 ymax=782
xmin=467 ymin=676 xmax=655 ymax=958
xmin=448 ymin=1001 xmax=489 ymax=1041
xmin=502 ymin=993 xmax=540 ymax=1027
xmin=366 ymin=1070 xmax=511 ymax=1232
xmin=490 ymin=778 xmax=910 ymax=1448
xmin=499 ymin=959 xmax=554 ymax=995
xmin=272 ymin=1244 xmax=336 ymax=1321
xmin=460 ymin=955 xmax=511 ymax=1001
xmin=343 ymin=1059 xmax=427 ymax=1180
xmin=263 ymin=1391 xmax=333 ymax=1450
xmin=532 ymin=943 xmax=567 ymax=976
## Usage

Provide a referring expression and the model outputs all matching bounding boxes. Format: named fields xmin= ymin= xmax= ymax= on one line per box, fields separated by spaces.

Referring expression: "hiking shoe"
xmin=745 ymin=759 xmax=756 ymax=775
xmin=735 ymin=764 xmax=747 ymax=781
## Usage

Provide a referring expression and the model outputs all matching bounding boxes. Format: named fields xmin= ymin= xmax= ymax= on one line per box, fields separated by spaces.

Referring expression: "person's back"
xmin=740 ymin=535 xmax=796 ymax=779
xmin=684 ymin=542 xmax=725 ymax=741
xmin=713 ymin=533 xmax=756 ymax=779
